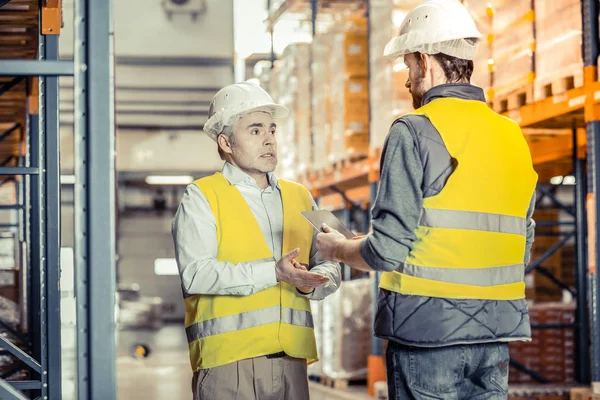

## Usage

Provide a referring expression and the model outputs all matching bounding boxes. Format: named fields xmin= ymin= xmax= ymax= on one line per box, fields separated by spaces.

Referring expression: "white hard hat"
xmin=203 ymin=82 xmax=289 ymax=141
xmin=384 ymin=0 xmax=482 ymax=60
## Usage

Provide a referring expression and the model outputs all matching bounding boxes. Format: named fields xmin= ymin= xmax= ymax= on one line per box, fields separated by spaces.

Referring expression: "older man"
xmin=172 ymin=82 xmax=341 ymax=400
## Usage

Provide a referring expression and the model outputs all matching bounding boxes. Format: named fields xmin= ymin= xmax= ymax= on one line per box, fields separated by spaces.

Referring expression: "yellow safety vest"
xmin=183 ymin=173 xmax=318 ymax=371
xmin=380 ymin=97 xmax=538 ymax=300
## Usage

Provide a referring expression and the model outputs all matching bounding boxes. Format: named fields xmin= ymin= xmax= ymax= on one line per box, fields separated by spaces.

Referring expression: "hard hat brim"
xmin=203 ymin=102 xmax=289 ymax=142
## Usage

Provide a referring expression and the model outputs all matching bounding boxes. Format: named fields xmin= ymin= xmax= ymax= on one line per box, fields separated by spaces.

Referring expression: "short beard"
xmin=411 ymin=69 xmax=426 ymax=109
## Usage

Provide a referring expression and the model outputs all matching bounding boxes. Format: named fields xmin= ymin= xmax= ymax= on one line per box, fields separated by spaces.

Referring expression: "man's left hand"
xmin=316 ymin=223 xmax=346 ymax=262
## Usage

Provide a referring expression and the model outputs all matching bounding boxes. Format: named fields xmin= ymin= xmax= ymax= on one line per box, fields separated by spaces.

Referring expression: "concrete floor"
xmin=116 ymin=324 xmax=371 ymax=400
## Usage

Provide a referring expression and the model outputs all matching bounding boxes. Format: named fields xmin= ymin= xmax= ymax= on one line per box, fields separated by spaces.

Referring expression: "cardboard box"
xmin=571 ymin=387 xmax=592 ymax=400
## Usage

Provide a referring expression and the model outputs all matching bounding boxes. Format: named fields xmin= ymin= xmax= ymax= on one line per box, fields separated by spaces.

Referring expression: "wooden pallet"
xmin=491 ymin=84 xmax=535 ymax=114
xmin=534 ymin=71 xmax=584 ymax=102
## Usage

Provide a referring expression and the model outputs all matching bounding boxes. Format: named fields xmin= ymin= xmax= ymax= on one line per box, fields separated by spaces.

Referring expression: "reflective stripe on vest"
xmin=185 ymin=306 xmax=313 ymax=343
xmin=397 ymin=263 xmax=524 ymax=286
xmin=419 ymin=208 xmax=527 ymax=236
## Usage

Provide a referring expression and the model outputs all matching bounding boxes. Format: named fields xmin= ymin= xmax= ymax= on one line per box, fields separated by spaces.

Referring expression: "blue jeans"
xmin=386 ymin=341 xmax=510 ymax=400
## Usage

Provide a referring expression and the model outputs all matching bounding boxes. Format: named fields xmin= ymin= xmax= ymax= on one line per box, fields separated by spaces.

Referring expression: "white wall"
xmin=117 ymin=212 xmax=185 ymax=321
xmin=116 ymin=130 xmax=222 ymax=172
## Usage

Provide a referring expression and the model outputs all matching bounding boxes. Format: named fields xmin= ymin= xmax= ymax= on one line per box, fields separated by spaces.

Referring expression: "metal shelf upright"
xmin=0 ymin=0 xmax=116 ymax=399
xmin=583 ymin=0 xmax=600 ymax=389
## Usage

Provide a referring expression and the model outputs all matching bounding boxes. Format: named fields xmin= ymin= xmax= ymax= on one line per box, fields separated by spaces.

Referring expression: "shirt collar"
xmin=222 ymin=162 xmax=279 ymax=189
xmin=422 ymin=83 xmax=486 ymax=106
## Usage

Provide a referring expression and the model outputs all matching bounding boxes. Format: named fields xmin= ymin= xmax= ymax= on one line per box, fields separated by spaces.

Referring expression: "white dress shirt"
xmin=172 ymin=162 xmax=341 ymax=299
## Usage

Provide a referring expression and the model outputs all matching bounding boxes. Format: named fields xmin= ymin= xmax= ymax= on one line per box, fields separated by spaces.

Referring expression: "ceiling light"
xmin=562 ymin=175 xmax=576 ymax=185
xmin=145 ymin=175 xmax=194 ymax=185
xmin=549 ymin=176 xmax=563 ymax=185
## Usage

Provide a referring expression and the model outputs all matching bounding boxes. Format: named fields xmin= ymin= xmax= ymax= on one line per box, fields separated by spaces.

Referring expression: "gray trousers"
xmin=192 ymin=355 xmax=310 ymax=400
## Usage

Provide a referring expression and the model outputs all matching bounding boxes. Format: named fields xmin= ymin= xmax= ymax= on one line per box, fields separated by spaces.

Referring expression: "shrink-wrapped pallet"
xmin=321 ymin=277 xmax=373 ymax=380
xmin=369 ymin=1 xmax=419 ymax=150
xmin=490 ymin=0 xmax=535 ymax=99
xmin=534 ymin=0 xmax=583 ymax=99
xmin=311 ymin=34 xmax=333 ymax=173
xmin=307 ymin=300 xmax=323 ymax=377
xmin=463 ymin=0 xmax=492 ymax=95
xmin=274 ymin=43 xmax=311 ymax=180
xmin=328 ymin=17 xmax=370 ymax=164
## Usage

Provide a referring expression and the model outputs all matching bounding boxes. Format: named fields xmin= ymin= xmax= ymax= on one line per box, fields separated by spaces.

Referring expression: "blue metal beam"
xmin=587 ymin=120 xmax=600 ymax=384
xmin=0 ymin=379 xmax=28 ymax=400
xmin=0 ymin=123 xmax=21 ymax=142
xmin=0 ymin=78 xmax=23 ymax=97
xmin=75 ymin=0 xmax=117 ymax=398
xmin=0 ymin=60 xmax=74 ymax=77
xmin=525 ymin=231 xmax=575 ymax=274
xmin=574 ymin=123 xmax=590 ymax=384
xmin=536 ymin=185 xmax=576 ymax=217
xmin=41 ymin=32 xmax=62 ymax=400
xmin=1 ymin=155 xmax=17 ymax=166
xmin=0 ymin=205 xmax=22 ymax=210
xmin=0 ymin=335 xmax=41 ymax=373
xmin=27 ymin=111 xmax=41 ymax=385
xmin=0 ymin=223 xmax=18 ymax=229
xmin=0 ymin=168 xmax=39 ymax=175
xmin=8 ymin=380 xmax=42 ymax=390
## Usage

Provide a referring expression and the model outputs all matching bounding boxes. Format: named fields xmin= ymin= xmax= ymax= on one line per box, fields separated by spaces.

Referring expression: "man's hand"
xmin=316 ymin=223 xmax=346 ymax=262
xmin=291 ymin=260 xmax=322 ymax=294
xmin=276 ymin=248 xmax=329 ymax=290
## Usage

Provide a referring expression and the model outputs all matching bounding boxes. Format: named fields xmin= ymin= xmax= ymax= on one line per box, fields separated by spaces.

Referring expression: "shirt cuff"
xmin=251 ymin=260 xmax=278 ymax=291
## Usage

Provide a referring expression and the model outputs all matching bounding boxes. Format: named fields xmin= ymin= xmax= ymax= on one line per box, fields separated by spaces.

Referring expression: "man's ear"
xmin=420 ymin=53 xmax=430 ymax=75
xmin=217 ymin=134 xmax=233 ymax=155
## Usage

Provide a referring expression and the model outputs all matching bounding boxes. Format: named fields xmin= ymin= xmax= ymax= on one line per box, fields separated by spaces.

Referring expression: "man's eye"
xmin=251 ymin=129 xmax=259 ymax=135
xmin=270 ymin=129 xmax=276 ymax=135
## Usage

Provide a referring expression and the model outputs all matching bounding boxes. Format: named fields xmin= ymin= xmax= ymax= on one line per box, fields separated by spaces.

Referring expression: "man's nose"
xmin=405 ymin=78 xmax=411 ymax=89
xmin=264 ymin=134 xmax=276 ymax=146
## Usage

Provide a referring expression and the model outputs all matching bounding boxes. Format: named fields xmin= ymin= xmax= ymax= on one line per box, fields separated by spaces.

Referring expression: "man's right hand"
xmin=275 ymin=248 xmax=329 ymax=289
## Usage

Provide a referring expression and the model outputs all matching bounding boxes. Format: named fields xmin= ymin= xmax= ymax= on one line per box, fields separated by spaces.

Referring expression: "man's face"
xmin=222 ymin=111 xmax=278 ymax=175
xmin=404 ymin=53 xmax=427 ymax=109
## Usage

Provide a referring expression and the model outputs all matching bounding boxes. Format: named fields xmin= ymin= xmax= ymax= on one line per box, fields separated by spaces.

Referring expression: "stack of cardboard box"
xmin=311 ymin=34 xmax=333 ymax=174
xmin=533 ymin=0 xmax=583 ymax=100
xmin=488 ymin=0 xmax=535 ymax=100
xmin=462 ymin=0 xmax=492 ymax=96
xmin=369 ymin=0 xmax=416 ymax=150
xmin=328 ymin=17 xmax=370 ymax=165
xmin=509 ymin=303 xmax=576 ymax=384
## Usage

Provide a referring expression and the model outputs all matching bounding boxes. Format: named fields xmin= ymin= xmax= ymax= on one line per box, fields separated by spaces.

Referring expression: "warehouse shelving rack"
xmin=0 ymin=1 xmax=116 ymax=399
xmin=267 ymin=0 xmax=600 ymax=395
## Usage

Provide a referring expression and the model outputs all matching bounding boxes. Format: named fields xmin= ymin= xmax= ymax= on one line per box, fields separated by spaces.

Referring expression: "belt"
xmin=265 ymin=351 xmax=286 ymax=359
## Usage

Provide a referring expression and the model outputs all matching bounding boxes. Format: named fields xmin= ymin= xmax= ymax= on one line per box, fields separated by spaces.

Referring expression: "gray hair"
xmin=217 ymin=124 xmax=236 ymax=161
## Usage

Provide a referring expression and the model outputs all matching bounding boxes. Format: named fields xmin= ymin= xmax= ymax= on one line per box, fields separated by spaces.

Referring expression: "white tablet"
xmin=301 ymin=210 xmax=356 ymax=239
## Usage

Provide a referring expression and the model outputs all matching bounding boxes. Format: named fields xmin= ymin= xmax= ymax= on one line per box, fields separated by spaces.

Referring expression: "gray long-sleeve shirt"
xmin=359 ymin=120 xmax=536 ymax=272
xmin=172 ymin=162 xmax=341 ymax=299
